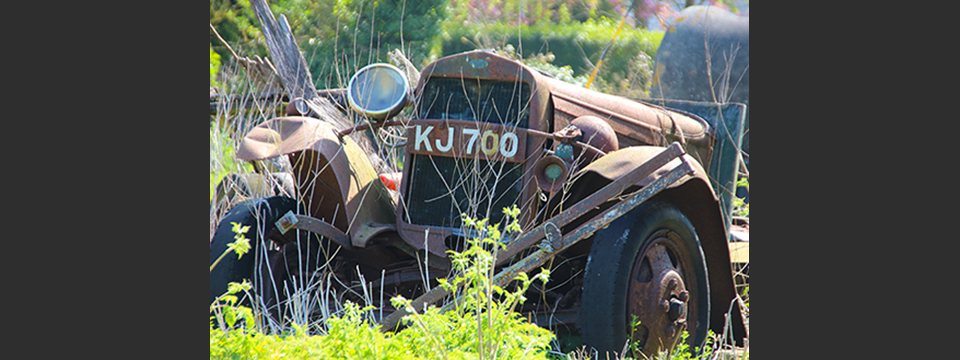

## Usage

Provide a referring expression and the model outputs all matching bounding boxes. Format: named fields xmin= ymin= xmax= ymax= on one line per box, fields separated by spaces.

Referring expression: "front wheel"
xmin=209 ymin=196 xmax=298 ymax=306
xmin=580 ymin=201 xmax=710 ymax=357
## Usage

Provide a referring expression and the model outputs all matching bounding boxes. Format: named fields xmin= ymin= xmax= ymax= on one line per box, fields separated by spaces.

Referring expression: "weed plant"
xmin=209 ymin=213 xmax=748 ymax=359
xmin=211 ymin=209 xmax=555 ymax=359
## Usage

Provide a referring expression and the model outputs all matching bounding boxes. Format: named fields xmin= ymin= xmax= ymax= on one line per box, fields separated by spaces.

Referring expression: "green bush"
xmin=439 ymin=19 xmax=663 ymax=97
xmin=273 ymin=0 xmax=447 ymax=88
xmin=211 ymin=1 xmax=659 ymax=95
xmin=211 ymin=0 xmax=447 ymax=89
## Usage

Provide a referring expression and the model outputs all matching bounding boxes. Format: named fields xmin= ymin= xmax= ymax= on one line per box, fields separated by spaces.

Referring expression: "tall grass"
xmin=209 ymin=58 xmax=288 ymax=239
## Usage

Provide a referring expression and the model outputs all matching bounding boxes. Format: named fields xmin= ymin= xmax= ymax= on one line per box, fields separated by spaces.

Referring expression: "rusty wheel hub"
xmin=627 ymin=238 xmax=692 ymax=355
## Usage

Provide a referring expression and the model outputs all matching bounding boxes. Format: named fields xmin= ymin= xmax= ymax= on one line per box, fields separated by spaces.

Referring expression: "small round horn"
xmin=533 ymin=155 xmax=569 ymax=193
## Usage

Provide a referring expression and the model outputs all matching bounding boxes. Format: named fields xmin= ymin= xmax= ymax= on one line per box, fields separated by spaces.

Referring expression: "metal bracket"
xmin=539 ymin=222 xmax=561 ymax=253
xmin=273 ymin=210 xmax=353 ymax=249
xmin=276 ymin=211 xmax=300 ymax=234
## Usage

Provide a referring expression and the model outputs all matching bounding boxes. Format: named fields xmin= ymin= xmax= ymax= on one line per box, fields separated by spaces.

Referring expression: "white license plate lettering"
xmin=407 ymin=122 xmax=525 ymax=161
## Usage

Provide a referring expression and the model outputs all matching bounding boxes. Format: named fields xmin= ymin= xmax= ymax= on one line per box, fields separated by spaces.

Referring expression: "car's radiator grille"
xmin=405 ymin=155 xmax=523 ymax=228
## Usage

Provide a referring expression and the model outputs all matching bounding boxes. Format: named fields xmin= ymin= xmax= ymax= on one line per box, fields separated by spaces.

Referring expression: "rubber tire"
xmin=579 ymin=200 xmax=710 ymax=357
xmin=209 ymin=196 xmax=298 ymax=306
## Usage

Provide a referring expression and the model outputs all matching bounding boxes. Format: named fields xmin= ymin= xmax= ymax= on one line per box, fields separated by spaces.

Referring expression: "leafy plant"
xmin=209 ymin=207 xmax=556 ymax=359
xmin=209 ymin=222 xmax=251 ymax=272
xmin=210 ymin=221 xmax=255 ymax=329
xmin=390 ymin=206 xmax=554 ymax=359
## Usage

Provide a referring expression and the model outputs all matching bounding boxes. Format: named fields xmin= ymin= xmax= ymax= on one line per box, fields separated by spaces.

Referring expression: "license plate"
xmin=405 ymin=120 xmax=526 ymax=162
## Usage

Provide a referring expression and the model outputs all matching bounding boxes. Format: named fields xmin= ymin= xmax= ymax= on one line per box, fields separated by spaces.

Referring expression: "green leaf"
xmin=231 ymin=222 xmax=250 ymax=236
xmin=226 ymin=237 xmax=251 ymax=259
xmin=227 ymin=280 xmax=251 ymax=294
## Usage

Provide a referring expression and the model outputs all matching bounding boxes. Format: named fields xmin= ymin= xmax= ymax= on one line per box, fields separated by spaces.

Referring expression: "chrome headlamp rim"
xmin=346 ymin=63 xmax=409 ymax=120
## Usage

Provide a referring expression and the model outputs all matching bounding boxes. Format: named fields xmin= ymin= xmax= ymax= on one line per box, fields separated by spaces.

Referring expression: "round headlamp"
xmin=346 ymin=63 xmax=409 ymax=120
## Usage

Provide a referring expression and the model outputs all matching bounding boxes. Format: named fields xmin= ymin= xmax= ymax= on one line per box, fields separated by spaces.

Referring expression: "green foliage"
xmin=209 ymin=221 xmax=252 ymax=272
xmin=655 ymin=331 xmax=697 ymax=360
xmin=209 ymin=207 xmax=554 ymax=359
xmin=226 ymin=222 xmax=251 ymax=258
xmin=440 ymin=19 xmax=663 ymax=97
xmin=209 ymin=277 xmax=289 ymax=359
xmin=206 ymin=195 xmax=747 ymax=359
xmin=210 ymin=277 xmax=255 ymax=332
xmin=445 ymin=0 xmax=622 ymax=26
xmin=211 ymin=0 xmax=660 ymax=94
xmin=625 ymin=317 xmax=721 ymax=359
xmin=741 ymin=285 xmax=749 ymax=308
xmin=299 ymin=0 xmax=447 ymax=86
xmin=518 ymin=50 xmax=589 ymax=87
xmin=210 ymin=0 xmax=268 ymax=61
xmin=387 ymin=206 xmax=554 ymax=359
xmin=211 ymin=0 xmax=447 ymax=89
xmin=211 ymin=44 xmax=222 ymax=88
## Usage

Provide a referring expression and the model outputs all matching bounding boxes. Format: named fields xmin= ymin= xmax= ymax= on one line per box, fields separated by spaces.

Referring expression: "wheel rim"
xmin=626 ymin=231 xmax=700 ymax=355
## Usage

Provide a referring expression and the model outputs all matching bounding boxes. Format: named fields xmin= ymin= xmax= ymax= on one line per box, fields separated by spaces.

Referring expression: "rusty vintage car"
xmin=210 ymin=48 xmax=747 ymax=355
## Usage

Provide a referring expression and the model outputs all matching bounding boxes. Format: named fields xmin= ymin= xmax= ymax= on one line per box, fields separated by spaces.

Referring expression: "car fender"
xmin=236 ymin=116 xmax=396 ymax=248
xmin=571 ymin=145 xmax=747 ymax=343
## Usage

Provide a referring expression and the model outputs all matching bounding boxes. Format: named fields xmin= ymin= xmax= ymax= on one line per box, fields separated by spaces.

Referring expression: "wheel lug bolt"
xmin=678 ymin=290 xmax=689 ymax=302
xmin=667 ymin=279 xmax=678 ymax=290
xmin=661 ymin=300 xmax=670 ymax=312
xmin=667 ymin=298 xmax=685 ymax=322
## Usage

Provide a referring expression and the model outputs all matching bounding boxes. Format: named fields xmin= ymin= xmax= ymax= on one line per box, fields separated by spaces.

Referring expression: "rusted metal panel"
xmin=237 ymin=116 xmax=397 ymax=248
xmin=547 ymin=77 xmax=710 ymax=148
xmin=419 ymin=51 xmax=533 ymax=84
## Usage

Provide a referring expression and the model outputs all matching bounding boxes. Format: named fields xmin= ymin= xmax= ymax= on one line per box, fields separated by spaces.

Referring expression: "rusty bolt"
xmin=278 ymin=216 xmax=292 ymax=227
xmin=666 ymin=324 xmax=676 ymax=338
xmin=667 ymin=298 xmax=685 ymax=322
xmin=678 ymin=290 xmax=689 ymax=302
xmin=667 ymin=279 xmax=678 ymax=290
xmin=660 ymin=300 xmax=670 ymax=312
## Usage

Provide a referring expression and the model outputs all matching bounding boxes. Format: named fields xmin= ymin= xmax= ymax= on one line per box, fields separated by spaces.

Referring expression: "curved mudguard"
xmin=574 ymin=146 xmax=747 ymax=345
xmin=235 ymin=116 xmax=396 ymax=248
